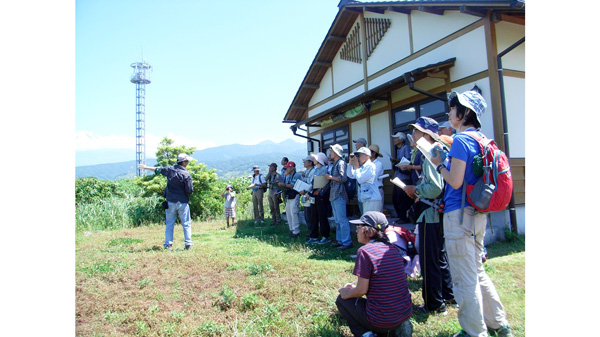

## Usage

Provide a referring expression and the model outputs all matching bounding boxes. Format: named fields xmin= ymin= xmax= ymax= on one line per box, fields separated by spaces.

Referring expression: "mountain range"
xmin=76 ymin=139 xmax=309 ymax=180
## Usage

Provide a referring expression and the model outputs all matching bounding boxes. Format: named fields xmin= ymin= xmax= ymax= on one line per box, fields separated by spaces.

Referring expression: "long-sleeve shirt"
xmin=415 ymin=149 xmax=444 ymax=223
xmin=156 ymin=165 xmax=193 ymax=203
xmin=265 ymin=171 xmax=283 ymax=194
xmin=329 ymin=158 xmax=348 ymax=202
xmin=347 ymin=159 xmax=381 ymax=203
xmin=372 ymin=158 xmax=384 ymax=188
xmin=394 ymin=144 xmax=412 ymax=181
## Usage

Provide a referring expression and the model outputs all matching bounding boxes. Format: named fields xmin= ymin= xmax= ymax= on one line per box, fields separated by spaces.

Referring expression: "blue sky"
xmin=75 ymin=0 xmax=341 ymax=158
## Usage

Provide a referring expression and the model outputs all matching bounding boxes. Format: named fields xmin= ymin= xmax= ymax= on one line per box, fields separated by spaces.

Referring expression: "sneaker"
xmin=452 ymin=331 xmax=470 ymax=337
xmin=361 ymin=331 xmax=376 ymax=337
xmin=493 ymin=325 xmax=514 ymax=337
xmin=331 ymin=242 xmax=343 ymax=247
xmin=184 ymin=245 xmax=192 ymax=250
xmin=393 ymin=320 xmax=413 ymax=337
xmin=305 ymin=238 xmax=319 ymax=244
xmin=164 ymin=245 xmax=172 ymax=251
xmin=289 ymin=232 xmax=300 ymax=238
xmin=445 ymin=298 xmax=459 ymax=308
xmin=317 ymin=237 xmax=332 ymax=245
xmin=414 ymin=303 xmax=448 ymax=316
xmin=337 ymin=244 xmax=353 ymax=251
xmin=350 ymin=254 xmax=357 ymax=259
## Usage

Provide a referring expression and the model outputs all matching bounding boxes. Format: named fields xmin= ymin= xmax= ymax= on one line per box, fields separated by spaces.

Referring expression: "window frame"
xmin=391 ymin=93 xmax=449 ymax=135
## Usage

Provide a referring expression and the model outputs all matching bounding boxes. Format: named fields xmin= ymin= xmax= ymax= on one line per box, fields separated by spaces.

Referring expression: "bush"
xmin=76 ymin=177 xmax=123 ymax=205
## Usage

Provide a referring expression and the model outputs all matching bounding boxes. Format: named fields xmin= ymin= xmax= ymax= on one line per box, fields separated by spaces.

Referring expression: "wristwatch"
xmin=436 ymin=163 xmax=446 ymax=173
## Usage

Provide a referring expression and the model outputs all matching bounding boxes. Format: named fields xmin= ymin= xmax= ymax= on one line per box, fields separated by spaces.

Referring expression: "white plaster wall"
xmin=411 ymin=10 xmax=481 ymax=52
xmin=365 ymin=11 xmax=412 ymax=76
xmin=369 ymin=111 xmax=393 ymax=171
xmin=368 ymin=26 xmax=488 ymax=89
xmin=495 ymin=21 xmax=525 ymax=72
xmin=449 ymin=80 xmax=496 ymax=139
xmin=309 ymin=67 xmax=334 ymax=107
xmin=503 ymin=76 xmax=525 ymax=158
xmin=332 ymin=18 xmax=365 ymax=94
xmin=307 ymin=85 xmax=365 ymax=118
xmin=350 ymin=119 xmax=368 ymax=148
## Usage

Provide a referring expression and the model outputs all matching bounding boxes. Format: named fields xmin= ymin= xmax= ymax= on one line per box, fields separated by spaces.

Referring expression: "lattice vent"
xmin=365 ymin=18 xmax=391 ymax=59
xmin=340 ymin=24 xmax=362 ymax=64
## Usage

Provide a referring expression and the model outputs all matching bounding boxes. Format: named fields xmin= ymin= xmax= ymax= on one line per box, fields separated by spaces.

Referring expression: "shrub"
xmin=76 ymin=177 xmax=123 ymax=205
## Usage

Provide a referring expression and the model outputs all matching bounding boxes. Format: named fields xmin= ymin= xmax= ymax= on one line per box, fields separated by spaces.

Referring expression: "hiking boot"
xmin=317 ymin=237 xmax=332 ymax=245
xmin=393 ymin=320 xmax=413 ymax=337
xmin=492 ymin=325 xmax=514 ymax=337
xmin=305 ymin=238 xmax=319 ymax=244
xmin=184 ymin=245 xmax=192 ymax=250
xmin=331 ymin=242 xmax=343 ymax=248
xmin=164 ymin=245 xmax=172 ymax=251
xmin=337 ymin=244 xmax=353 ymax=251
xmin=289 ymin=232 xmax=300 ymax=238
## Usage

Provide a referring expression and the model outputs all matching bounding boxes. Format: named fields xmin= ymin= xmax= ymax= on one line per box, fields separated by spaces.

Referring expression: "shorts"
xmin=224 ymin=207 xmax=236 ymax=218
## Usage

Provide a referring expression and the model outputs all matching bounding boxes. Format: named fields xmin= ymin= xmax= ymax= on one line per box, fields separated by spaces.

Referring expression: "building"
xmin=283 ymin=0 xmax=525 ymax=238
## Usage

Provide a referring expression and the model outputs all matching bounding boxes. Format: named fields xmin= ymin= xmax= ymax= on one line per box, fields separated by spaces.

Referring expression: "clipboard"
xmin=390 ymin=177 xmax=406 ymax=189
xmin=293 ymin=179 xmax=312 ymax=192
xmin=313 ymin=175 xmax=328 ymax=189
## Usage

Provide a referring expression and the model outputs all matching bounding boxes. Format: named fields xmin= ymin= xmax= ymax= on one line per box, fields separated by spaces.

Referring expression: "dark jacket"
xmin=157 ymin=165 xmax=193 ymax=203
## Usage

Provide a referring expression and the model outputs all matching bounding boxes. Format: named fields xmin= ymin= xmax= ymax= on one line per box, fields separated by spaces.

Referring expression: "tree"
xmin=135 ymin=137 xmax=222 ymax=220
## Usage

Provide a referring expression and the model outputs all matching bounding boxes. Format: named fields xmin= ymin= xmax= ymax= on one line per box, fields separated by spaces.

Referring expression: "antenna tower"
xmin=130 ymin=60 xmax=152 ymax=176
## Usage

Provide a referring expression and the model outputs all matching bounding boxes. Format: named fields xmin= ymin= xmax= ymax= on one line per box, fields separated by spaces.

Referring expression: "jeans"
xmin=444 ymin=207 xmax=508 ymax=337
xmin=165 ymin=201 xmax=192 ymax=247
xmin=331 ymin=196 xmax=351 ymax=246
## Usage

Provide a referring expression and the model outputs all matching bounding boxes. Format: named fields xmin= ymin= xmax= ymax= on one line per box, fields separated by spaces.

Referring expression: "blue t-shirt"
xmin=442 ymin=132 xmax=482 ymax=213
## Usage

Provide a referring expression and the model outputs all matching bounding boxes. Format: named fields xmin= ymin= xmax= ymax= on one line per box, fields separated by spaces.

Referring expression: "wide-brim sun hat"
xmin=316 ymin=152 xmax=328 ymax=166
xmin=368 ymin=144 xmax=383 ymax=158
xmin=408 ymin=116 xmax=441 ymax=142
xmin=330 ymin=144 xmax=343 ymax=158
xmin=452 ymin=90 xmax=487 ymax=125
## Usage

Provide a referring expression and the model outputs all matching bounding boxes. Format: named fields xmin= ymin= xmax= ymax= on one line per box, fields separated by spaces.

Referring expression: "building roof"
xmin=283 ymin=0 xmax=525 ymax=123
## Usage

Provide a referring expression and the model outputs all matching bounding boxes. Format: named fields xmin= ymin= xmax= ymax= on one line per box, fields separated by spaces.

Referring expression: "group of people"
xmin=139 ymin=90 xmax=513 ymax=337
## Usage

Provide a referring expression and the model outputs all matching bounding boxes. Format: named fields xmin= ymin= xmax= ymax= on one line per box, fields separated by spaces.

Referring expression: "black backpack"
xmin=345 ymin=178 xmax=356 ymax=201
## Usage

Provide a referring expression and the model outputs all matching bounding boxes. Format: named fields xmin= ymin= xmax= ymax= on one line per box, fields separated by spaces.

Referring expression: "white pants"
xmin=443 ymin=207 xmax=508 ymax=337
xmin=286 ymin=195 xmax=300 ymax=235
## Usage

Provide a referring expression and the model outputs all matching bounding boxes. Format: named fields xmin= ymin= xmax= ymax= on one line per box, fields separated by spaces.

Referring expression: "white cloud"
xmin=75 ymin=131 xmax=135 ymax=151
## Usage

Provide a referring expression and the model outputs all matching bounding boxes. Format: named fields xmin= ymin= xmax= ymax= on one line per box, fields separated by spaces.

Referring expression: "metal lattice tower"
xmin=130 ymin=60 xmax=152 ymax=176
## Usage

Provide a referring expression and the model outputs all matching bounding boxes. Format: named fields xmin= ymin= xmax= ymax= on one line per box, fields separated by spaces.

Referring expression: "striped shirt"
xmin=353 ymin=241 xmax=412 ymax=328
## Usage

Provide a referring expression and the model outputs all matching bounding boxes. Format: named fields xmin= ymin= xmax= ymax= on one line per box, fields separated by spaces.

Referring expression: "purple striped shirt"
xmin=353 ymin=241 xmax=412 ymax=328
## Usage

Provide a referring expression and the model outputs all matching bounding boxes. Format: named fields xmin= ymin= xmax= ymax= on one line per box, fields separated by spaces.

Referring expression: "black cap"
xmin=349 ymin=211 xmax=389 ymax=232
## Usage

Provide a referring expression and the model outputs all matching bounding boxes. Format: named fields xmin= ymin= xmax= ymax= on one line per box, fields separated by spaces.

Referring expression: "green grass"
xmin=76 ymin=219 xmax=525 ymax=336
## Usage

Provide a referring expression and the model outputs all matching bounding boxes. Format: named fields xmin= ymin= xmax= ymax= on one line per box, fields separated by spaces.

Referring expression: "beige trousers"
xmin=443 ymin=207 xmax=508 ymax=337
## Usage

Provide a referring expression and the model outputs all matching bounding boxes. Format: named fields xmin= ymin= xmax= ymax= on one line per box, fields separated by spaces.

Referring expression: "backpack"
xmin=462 ymin=131 xmax=513 ymax=213
xmin=387 ymin=226 xmax=417 ymax=258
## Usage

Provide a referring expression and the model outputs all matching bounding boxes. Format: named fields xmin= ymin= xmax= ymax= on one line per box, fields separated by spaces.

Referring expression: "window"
xmin=392 ymin=94 xmax=448 ymax=134
xmin=321 ymin=125 xmax=350 ymax=159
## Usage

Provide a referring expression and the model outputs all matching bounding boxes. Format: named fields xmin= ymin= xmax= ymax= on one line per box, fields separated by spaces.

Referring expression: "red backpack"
xmin=463 ymin=131 xmax=513 ymax=213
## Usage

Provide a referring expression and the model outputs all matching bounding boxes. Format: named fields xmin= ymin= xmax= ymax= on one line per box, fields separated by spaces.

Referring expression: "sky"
xmin=75 ymin=0 xmax=342 ymax=159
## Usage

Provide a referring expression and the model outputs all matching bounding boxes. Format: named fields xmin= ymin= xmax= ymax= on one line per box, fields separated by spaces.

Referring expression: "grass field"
xmin=75 ymin=219 xmax=525 ymax=337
